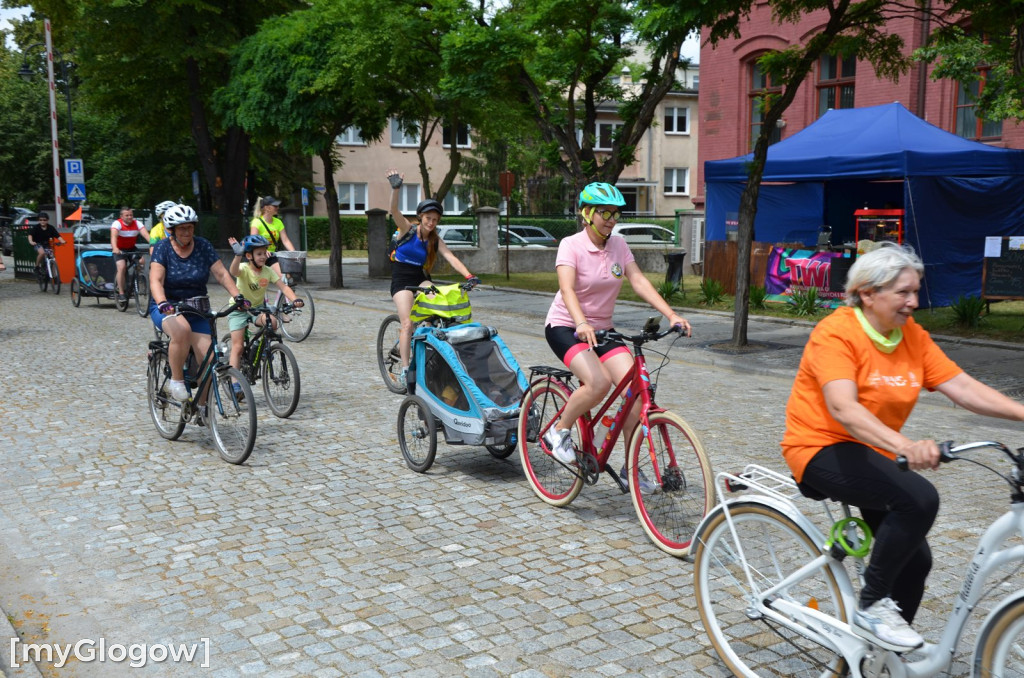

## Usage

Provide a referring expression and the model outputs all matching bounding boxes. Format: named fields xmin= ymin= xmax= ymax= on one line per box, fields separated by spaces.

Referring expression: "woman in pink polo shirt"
xmin=542 ymin=182 xmax=691 ymax=477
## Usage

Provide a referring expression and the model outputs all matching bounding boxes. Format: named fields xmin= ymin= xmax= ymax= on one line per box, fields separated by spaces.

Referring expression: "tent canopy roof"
xmin=705 ymin=102 xmax=1024 ymax=182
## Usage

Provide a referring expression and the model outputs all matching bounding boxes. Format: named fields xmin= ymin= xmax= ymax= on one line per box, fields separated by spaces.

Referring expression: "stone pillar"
xmin=475 ymin=206 xmax=501 ymax=274
xmin=367 ymin=208 xmax=391 ymax=278
xmin=280 ymin=208 xmax=302 ymax=250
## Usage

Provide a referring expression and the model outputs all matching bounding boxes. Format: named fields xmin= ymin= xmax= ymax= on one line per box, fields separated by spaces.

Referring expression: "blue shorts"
xmin=148 ymin=300 xmax=211 ymax=336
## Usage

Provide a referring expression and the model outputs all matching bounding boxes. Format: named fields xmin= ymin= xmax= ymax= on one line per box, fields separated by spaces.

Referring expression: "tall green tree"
xmin=443 ymin=0 xmax=699 ymax=203
xmin=25 ymin=0 xmax=303 ymax=239
xmin=917 ymin=2 xmax=1024 ymax=123
xmin=217 ymin=2 xmax=397 ymax=288
xmin=703 ymin=0 xmax=920 ymax=346
xmin=338 ymin=0 xmax=492 ymax=202
xmin=0 ymin=44 xmax=53 ymax=207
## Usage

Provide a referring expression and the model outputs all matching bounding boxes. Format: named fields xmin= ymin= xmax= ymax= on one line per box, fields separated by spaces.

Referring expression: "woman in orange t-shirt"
xmin=781 ymin=243 xmax=1024 ymax=653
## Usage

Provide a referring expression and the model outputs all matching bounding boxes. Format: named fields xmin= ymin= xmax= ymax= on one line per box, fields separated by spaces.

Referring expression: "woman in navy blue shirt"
xmin=149 ymin=204 xmax=244 ymax=402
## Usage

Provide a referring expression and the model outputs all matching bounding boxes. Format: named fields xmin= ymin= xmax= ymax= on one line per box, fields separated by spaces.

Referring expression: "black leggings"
xmin=801 ymin=441 xmax=938 ymax=622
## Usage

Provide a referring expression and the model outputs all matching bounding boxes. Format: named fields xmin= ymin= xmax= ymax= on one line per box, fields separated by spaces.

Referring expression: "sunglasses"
xmin=592 ymin=208 xmax=621 ymax=221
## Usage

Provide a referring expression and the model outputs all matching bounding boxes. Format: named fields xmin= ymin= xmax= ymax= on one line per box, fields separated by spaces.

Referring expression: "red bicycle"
xmin=516 ymin=316 xmax=713 ymax=557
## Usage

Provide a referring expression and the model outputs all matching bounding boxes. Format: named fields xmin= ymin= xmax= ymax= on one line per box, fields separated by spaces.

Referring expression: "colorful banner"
xmin=764 ymin=247 xmax=850 ymax=308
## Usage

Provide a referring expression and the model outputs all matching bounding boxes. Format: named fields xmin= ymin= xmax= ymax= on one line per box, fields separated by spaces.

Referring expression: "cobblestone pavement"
xmin=0 ymin=270 xmax=1022 ymax=677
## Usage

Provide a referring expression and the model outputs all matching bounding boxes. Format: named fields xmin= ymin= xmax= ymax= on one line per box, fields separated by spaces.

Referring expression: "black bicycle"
xmin=146 ymin=296 xmax=257 ymax=464
xmin=219 ymin=302 xmax=302 ymax=418
xmin=36 ymin=240 xmax=61 ymax=295
xmin=116 ymin=250 xmax=148 ymax=316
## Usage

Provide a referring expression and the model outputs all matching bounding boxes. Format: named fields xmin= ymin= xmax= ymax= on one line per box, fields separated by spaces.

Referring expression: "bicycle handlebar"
xmin=896 ymin=440 xmax=1021 ymax=471
xmin=171 ymin=299 xmax=246 ymax=319
xmin=404 ymin=279 xmax=478 ymax=296
xmin=589 ymin=323 xmax=687 ymax=346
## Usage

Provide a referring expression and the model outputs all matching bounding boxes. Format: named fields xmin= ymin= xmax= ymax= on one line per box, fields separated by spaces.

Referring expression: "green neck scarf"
xmin=854 ymin=307 xmax=903 ymax=354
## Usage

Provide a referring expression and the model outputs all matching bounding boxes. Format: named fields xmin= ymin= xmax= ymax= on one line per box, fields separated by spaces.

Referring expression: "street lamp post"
xmin=17 ymin=19 xmax=73 ymax=226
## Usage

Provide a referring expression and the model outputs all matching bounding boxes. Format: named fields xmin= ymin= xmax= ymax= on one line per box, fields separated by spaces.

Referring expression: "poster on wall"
xmin=765 ymin=247 xmax=851 ymax=308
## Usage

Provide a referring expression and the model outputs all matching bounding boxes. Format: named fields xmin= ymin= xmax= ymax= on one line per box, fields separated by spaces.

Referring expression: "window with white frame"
xmin=337 ymin=183 xmax=367 ymax=212
xmin=336 ymin=127 xmax=366 ymax=146
xmin=663 ymin=168 xmax=689 ymax=195
xmin=442 ymin=186 xmax=469 ymax=214
xmin=664 ymin=107 xmax=689 ymax=134
xmin=442 ymin=124 xmax=471 ymax=148
xmin=390 ymin=119 xmax=419 ymax=147
xmin=398 ymin=184 xmax=420 ymax=213
xmin=595 ymin=122 xmax=622 ymax=150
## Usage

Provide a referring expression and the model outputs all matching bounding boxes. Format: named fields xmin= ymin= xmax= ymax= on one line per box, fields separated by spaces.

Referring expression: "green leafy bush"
xmin=657 ymin=280 xmax=681 ymax=303
xmin=790 ymin=287 xmax=825 ymax=316
xmin=698 ymin=278 xmax=725 ymax=306
xmin=949 ymin=294 xmax=986 ymax=328
xmin=749 ymin=285 xmax=767 ymax=310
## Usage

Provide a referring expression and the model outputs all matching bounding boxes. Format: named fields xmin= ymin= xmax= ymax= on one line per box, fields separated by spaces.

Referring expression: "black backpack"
xmin=387 ymin=227 xmax=416 ymax=262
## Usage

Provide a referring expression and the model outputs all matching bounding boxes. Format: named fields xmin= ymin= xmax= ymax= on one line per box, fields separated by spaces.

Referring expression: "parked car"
xmin=437 ymin=225 xmax=546 ymax=248
xmin=507 ymin=225 xmax=558 ymax=247
xmin=611 ymin=223 xmax=676 ymax=246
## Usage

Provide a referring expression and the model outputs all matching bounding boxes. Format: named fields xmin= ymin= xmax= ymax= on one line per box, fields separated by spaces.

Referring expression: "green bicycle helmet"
xmin=578 ymin=182 xmax=626 ymax=208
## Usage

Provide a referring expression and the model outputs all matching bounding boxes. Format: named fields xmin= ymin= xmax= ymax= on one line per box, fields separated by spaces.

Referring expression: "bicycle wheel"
xmin=262 ymin=343 xmax=301 ymax=418
xmin=279 ymin=287 xmax=315 ymax=342
xmin=133 ymin=268 xmax=146 ymax=316
xmin=50 ymin=261 xmax=61 ymax=295
xmin=37 ymin=264 xmax=47 ymax=292
xmin=71 ymin=278 xmax=81 ymax=307
xmin=147 ymin=348 xmax=186 ymax=440
xmin=376 ymin=314 xmax=407 ymax=394
xmin=627 ymin=411 xmax=713 ymax=557
xmin=975 ymin=595 xmax=1024 ymax=678
xmin=397 ymin=394 xmax=437 ymax=473
xmin=693 ymin=502 xmax=848 ymax=678
xmin=486 ymin=443 xmax=516 ymax=459
xmin=517 ymin=378 xmax=584 ymax=507
xmin=208 ymin=366 xmax=257 ymax=464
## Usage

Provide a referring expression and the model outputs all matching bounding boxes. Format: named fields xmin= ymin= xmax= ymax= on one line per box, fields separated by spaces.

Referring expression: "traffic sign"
xmin=67 ymin=183 xmax=86 ymax=201
xmin=65 ymin=158 xmax=84 ymax=183
xmin=301 ymin=187 xmax=309 ymax=206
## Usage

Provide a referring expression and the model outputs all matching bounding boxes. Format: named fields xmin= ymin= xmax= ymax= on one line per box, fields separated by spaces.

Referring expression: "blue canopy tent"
xmin=704 ymin=102 xmax=1024 ymax=306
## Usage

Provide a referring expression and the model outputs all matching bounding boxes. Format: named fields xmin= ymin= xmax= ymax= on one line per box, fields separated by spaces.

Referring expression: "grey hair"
xmin=844 ymin=243 xmax=924 ymax=307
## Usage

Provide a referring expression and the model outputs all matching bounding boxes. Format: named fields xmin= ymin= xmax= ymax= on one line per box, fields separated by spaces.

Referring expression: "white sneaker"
xmin=852 ymin=597 xmax=924 ymax=651
xmin=619 ymin=465 xmax=660 ymax=494
xmin=168 ymin=379 xmax=190 ymax=402
xmin=542 ymin=428 xmax=576 ymax=463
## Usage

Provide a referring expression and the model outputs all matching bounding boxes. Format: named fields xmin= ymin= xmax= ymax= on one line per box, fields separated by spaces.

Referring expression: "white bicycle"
xmin=692 ymin=441 xmax=1024 ymax=678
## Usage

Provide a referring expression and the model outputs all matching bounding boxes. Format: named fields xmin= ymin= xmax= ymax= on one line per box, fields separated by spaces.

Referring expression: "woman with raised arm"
xmin=384 ymin=168 xmax=478 ymax=384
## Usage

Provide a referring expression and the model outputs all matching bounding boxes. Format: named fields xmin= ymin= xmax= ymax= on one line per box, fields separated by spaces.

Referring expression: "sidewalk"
xmin=310 ymin=257 xmax=1024 ymax=401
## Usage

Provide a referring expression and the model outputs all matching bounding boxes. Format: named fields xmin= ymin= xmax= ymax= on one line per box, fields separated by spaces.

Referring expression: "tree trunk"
xmin=319 ymin=148 xmax=344 ymax=288
xmin=185 ymin=55 xmax=249 ymax=245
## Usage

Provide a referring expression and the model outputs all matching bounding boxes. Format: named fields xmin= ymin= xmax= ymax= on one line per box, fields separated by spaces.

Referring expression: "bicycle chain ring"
xmin=580 ymin=452 xmax=600 ymax=485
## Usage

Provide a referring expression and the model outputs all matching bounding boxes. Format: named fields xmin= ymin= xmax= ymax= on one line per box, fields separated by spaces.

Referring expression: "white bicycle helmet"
xmin=163 ymin=204 xmax=198 ymax=229
xmin=155 ymin=200 xmax=177 ymax=218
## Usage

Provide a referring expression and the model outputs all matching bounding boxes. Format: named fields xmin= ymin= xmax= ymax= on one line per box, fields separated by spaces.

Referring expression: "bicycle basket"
xmin=410 ymin=283 xmax=472 ymax=325
xmin=179 ymin=295 xmax=211 ymax=315
xmin=275 ymin=250 xmax=306 ymax=275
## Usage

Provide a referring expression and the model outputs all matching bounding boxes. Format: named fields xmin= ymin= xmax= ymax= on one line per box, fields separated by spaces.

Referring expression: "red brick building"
xmin=695 ymin=7 xmax=1024 ymax=210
